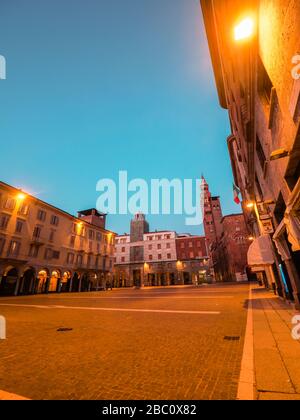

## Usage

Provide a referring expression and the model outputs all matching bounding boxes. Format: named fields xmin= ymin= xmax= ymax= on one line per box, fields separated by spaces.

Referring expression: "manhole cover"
xmin=57 ymin=328 xmax=73 ymax=332
xmin=224 ymin=336 xmax=240 ymax=341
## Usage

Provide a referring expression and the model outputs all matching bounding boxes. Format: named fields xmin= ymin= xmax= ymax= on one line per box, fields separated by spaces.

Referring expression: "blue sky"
xmin=0 ymin=0 xmax=239 ymax=235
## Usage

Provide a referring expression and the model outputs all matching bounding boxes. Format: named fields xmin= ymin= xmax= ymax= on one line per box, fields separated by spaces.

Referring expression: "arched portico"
xmin=37 ymin=269 xmax=49 ymax=294
xmin=19 ymin=267 xmax=36 ymax=295
xmin=0 ymin=266 xmax=19 ymax=296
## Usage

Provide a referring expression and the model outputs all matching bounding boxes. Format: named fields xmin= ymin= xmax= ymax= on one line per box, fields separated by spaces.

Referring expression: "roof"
xmin=0 ymin=180 xmax=115 ymax=235
xmin=78 ymin=208 xmax=107 ymax=217
xmin=200 ymin=0 xmax=227 ymax=109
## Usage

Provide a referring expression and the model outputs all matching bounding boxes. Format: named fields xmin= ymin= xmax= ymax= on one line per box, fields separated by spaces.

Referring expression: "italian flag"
xmin=233 ymin=184 xmax=241 ymax=205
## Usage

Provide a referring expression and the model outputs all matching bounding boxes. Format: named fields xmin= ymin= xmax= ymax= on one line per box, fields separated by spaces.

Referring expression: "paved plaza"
xmin=1 ymin=283 xmax=299 ymax=400
xmin=0 ymin=284 xmax=248 ymax=400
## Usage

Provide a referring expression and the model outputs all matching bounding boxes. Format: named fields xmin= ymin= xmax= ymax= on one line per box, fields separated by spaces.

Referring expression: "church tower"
xmin=202 ymin=176 xmax=223 ymax=251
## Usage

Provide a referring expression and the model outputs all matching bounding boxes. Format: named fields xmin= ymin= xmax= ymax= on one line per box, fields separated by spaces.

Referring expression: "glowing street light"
xmin=234 ymin=17 xmax=255 ymax=42
xmin=17 ymin=193 xmax=26 ymax=200
xmin=246 ymin=201 xmax=255 ymax=210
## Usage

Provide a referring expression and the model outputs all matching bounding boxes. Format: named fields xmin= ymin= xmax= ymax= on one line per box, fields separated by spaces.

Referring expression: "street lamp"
xmin=234 ymin=17 xmax=255 ymax=42
xmin=17 ymin=192 xmax=26 ymax=200
xmin=245 ymin=201 xmax=255 ymax=210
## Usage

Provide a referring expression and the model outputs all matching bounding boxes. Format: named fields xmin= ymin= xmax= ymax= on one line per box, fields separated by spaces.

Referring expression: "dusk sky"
xmin=0 ymin=0 xmax=239 ymax=235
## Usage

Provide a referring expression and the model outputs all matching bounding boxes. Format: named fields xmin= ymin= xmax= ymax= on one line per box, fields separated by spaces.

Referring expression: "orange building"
xmin=0 ymin=181 xmax=116 ymax=296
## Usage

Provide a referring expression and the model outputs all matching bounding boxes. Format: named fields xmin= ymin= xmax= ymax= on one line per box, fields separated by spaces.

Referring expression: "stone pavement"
xmin=0 ymin=284 xmax=249 ymax=400
xmin=250 ymin=286 xmax=300 ymax=400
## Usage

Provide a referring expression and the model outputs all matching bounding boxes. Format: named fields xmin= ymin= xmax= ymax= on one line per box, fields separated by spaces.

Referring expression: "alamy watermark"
xmin=96 ymin=171 xmax=205 ymax=226
xmin=0 ymin=315 xmax=6 ymax=340
xmin=0 ymin=55 xmax=6 ymax=80
xmin=292 ymin=315 xmax=300 ymax=341
xmin=292 ymin=54 xmax=300 ymax=80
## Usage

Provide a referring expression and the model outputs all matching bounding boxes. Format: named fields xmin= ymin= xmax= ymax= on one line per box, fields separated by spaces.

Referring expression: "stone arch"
xmin=49 ymin=269 xmax=61 ymax=293
xmin=60 ymin=270 xmax=72 ymax=293
xmin=37 ymin=268 xmax=50 ymax=294
xmin=19 ymin=267 xmax=36 ymax=295
xmin=81 ymin=272 xmax=90 ymax=292
xmin=71 ymin=272 xmax=80 ymax=292
xmin=0 ymin=266 xmax=19 ymax=296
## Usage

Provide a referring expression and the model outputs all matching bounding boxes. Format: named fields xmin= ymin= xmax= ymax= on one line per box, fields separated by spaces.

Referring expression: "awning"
xmin=247 ymin=235 xmax=275 ymax=267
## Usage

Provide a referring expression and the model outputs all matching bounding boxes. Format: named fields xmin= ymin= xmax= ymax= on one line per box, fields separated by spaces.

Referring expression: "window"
xmin=180 ymin=243 xmax=184 ymax=249
xmin=33 ymin=226 xmax=42 ymax=239
xmin=122 ymin=247 xmax=125 ymax=253
xmin=148 ymin=244 xmax=152 ymax=250
xmin=67 ymin=253 xmax=74 ymax=264
xmin=29 ymin=244 xmax=39 ymax=258
xmin=87 ymin=255 xmax=92 ymax=267
xmin=89 ymin=230 xmax=95 ymax=240
xmin=89 ymin=241 xmax=93 ymax=251
xmin=4 ymin=197 xmax=16 ymax=210
xmin=148 ymin=236 xmax=153 ymax=241
xmin=258 ymin=56 xmax=273 ymax=104
xmin=256 ymin=135 xmax=267 ymax=170
xmin=77 ymin=254 xmax=83 ymax=265
xmin=70 ymin=236 xmax=75 ymax=247
xmin=18 ymin=202 xmax=29 ymax=216
xmin=182 ymin=253 xmax=186 ymax=259
xmin=15 ymin=220 xmax=24 ymax=234
xmin=158 ymin=254 xmax=162 ymax=260
xmin=44 ymin=248 xmax=53 ymax=260
xmin=190 ymin=252 xmax=194 ymax=259
xmin=166 ymin=243 xmax=171 ymax=249
xmin=167 ymin=253 xmax=171 ymax=259
xmin=37 ymin=209 xmax=46 ymax=222
xmin=157 ymin=244 xmax=161 ymax=250
xmin=49 ymin=230 xmax=55 ymax=242
xmin=96 ymin=243 xmax=101 ymax=254
xmin=0 ymin=214 xmax=10 ymax=230
xmin=7 ymin=240 xmax=21 ymax=257
xmin=50 ymin=215 xmax=59 ymax=226
xmin=0 ymin=237 xmax=6 ymax=255
xmin=165 ymin=235 xmax=171 ymax=239
xmin=121 ymin=257 xmax=125 ymax=263
xmin=149 ymin=255 xmax=153 ymax=261
xmin=189 ymin=242 xmax=193 ymax=248
xmin=96 ymin=232 xmax=102 ymax=242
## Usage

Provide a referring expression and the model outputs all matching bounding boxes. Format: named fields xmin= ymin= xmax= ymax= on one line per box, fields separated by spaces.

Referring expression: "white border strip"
xmin=0 ymin=303 xmax=220 ymax=315
xmin=237 ymin=286 xmax=255 ymax=400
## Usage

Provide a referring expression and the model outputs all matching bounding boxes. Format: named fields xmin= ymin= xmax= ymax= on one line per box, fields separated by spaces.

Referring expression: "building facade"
xmin=114 ymin=214 xmax=210 ymax=287
xmin=202 ymin=177 xmax=250 ymax=282
xmin=0 ymin=181 xmax=116 ymax=296
xmin=176 ymin=234 xmax=210 ymax=284
xmin=201 ymin=0 xmax=300 ymax=306
xmin=211 ymin=214 xmax=251 ymax=282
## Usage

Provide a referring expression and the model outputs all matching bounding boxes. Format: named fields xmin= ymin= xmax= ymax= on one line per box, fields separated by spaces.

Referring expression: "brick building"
xmin=200 ymin=0 xmax=300 ymax=306
xmin=202 ymin=177 xmax=250 ymax=282
xmin=211 ymin=214 xmax=250 ymax=282
xmin=202 ymin=176 xmax=223 ymax=250
xmin=114 ymin=214 xmax=210 ymax=287
xmin=0 ymin=181 xmax=116 ymax=296
xmin=176 ymin=234 xmax=210 ymax=284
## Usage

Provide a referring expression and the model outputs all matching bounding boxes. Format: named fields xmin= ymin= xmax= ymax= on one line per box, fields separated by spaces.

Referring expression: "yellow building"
xmin=0 ymin=181 xmax=116 ymax=296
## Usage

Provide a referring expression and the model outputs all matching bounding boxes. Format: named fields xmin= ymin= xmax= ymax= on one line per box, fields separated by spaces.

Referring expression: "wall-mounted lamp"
xmin=270 ymin=149 xmax=290 ymax=161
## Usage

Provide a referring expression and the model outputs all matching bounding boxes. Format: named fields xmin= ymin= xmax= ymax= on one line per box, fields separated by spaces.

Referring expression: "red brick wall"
xmin=176 ymin=237 xmax=208 ymax=261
